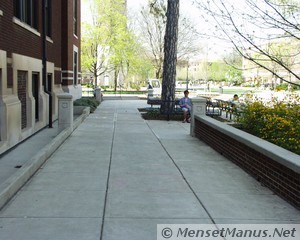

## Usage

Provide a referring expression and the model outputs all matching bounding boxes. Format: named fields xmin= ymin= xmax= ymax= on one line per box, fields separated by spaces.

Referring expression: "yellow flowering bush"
xmin=237 ymin=92 xmax=300 ymax=155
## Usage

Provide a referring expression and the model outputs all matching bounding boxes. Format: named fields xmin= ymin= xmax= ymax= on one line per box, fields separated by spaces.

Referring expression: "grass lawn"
xmin=209 ymin=87 xmax=257 ymax=96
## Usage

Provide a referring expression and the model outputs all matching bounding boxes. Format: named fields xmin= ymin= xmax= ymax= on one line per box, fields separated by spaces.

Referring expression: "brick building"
xmin=0 ymin=0 xmax=81 ymax=154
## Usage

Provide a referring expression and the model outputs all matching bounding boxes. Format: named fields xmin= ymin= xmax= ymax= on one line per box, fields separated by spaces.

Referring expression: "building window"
xmin=0 ymin=69 xmax=2 ymax=141
xmin=32 ymin=72 xmax=39 ymax=121
xmin=73 ymin=0 xmax=78 ymax=36
xmin=0 ymin=69 xmax=2 ymax=95
xmin=14 ymin=0 xmax=37 ymax=29
xmin=17 ymin=71 xmax=28 ymax=129
xmin=47 ymin=73 xmax=52 ymax=92
xmin=47 ymin=73 xmax=54 ymax=114
xmin=73 ymin=50 xmax=78 ymax=85
xmin=45 ymin=0 xmax=52 ymax=37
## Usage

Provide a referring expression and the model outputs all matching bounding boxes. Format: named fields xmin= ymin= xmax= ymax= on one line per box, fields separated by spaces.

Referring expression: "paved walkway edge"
xmin=0 ymin=109 xmax=90 ymax=210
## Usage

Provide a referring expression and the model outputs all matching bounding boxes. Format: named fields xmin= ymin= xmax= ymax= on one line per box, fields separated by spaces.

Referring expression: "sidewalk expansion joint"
xmin=145 ymin=121 xmax=217 ymax=225
xmin=100 ymin=111 xmax=117 ymax=240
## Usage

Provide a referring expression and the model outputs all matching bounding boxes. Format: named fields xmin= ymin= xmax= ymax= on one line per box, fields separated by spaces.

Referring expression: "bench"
xmin=214 ymin=99 xmax=243 ymax=120
xmin=206 ymin=100 xmax=221 ymax=117
xmin=147 ymin=98 xmax=181 ymax=110
xmin=147 ymin=97 xmax=222 ymax=117
xmin=147 ymin=98 xmax=162 ymax=107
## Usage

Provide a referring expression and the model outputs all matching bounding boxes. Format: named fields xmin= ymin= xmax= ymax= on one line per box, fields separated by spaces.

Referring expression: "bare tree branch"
xmin=195 ymin=0 xmax=300 ymax=87
xmin=135 ymin=0 xmax=202 ymax=79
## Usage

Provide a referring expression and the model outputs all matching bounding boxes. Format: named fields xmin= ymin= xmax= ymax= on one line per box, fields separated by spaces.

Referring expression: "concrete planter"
xmin=194 ymin=115 xmax=300 ymax=209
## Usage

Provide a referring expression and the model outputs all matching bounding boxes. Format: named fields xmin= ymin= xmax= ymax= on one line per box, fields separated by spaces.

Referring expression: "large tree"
xmin=81 ymin=0 xmax=143 ymax=90
xmin=135 ymin=0 xmax=200 ymax=79
xmin=81 ymin=0 xmax=114 ymax=87
xmin=160 ymin=0 xmax=180 ymax=115
xmin=195 ymin=0 xmax=300 ymax=87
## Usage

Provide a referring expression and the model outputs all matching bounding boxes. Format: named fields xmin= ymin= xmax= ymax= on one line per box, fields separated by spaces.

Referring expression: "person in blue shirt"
xmin=230 ymin=94 xmax=240 ymax=110
xmin=179 ymin=90 xmax=192 ymax=123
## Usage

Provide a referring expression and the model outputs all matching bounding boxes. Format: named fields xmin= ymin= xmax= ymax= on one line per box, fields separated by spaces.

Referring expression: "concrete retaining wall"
xmin=194 ymin=115 xmax=300 ymax=209
xmin=74 ymin=106 xmax=90 ymax=116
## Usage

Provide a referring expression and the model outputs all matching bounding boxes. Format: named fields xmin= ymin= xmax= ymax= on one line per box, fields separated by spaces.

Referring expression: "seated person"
xmin=179 ymin=90 xmax=191 ymax=123
xmin=230 ymin=94 xmax=240 ymax=110
xmin=206 ymin=97 xmax=213 ymax=106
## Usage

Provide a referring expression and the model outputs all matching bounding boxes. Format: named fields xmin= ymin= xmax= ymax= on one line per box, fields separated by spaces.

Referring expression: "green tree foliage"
xmin=207 ymin=62 xmax=242 ymax=84
xmin=81 ymin=0 xmax=116 ymax=86
xmin=81 ymin=0 xmax=149 ymax=90
xmin=237 ymin=93 xmax=300 ymax=154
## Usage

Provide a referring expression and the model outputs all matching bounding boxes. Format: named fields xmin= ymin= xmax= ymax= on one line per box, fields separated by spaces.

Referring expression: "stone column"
xmin=95 ymin=87 xmax=102 ymax=103
xmin=190 ymin=97 xmax=206 ymax=136
xmin=57 ymin=93 xmax=73 ymax=132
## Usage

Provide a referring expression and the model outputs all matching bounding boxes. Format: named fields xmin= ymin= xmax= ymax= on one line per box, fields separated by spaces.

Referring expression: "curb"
xmin=0 ymin=108 xmax=90 ymax=210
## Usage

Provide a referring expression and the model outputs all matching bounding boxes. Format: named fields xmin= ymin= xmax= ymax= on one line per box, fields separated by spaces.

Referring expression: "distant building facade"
xmin=242 ymin=38 xmax=300 ymax=87
xmin=0 ymin=0 xmax=81 ymax=154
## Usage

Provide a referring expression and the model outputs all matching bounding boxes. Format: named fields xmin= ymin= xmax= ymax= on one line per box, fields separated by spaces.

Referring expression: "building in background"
xmin=242 ymin=38 xmax=300 ymax=87
xmin=0 ymin=0 xmax=81 ymax=154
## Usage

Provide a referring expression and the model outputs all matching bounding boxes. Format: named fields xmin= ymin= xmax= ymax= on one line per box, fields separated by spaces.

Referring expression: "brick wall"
xmin=0 ymin=1 xmax=63 ymax=66
xmin=194 ymin=118 xmax=300 ymax=209
xmin=47 ymin=0 xmax=62 ymax=68
xmin=17 ymin=71 xmax=27 ymax=129
xmin=0 ymin=2 xmax=40 ymax=60
xmin=0 ymin=1 xmax=81 ymax=89
xmin=61 ymin=0 xmax=81 ymax=78
xmin=54 ymin=70 xmax=61 ymax=85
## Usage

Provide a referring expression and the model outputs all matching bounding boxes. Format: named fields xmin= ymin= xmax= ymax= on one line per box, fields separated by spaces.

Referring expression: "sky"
xmin=125 ymin=0 xmax=277 ymax=60
xmin=82 ymin=0 xmax=204 ymax=39
xmin=126 ymin=0 xmax=227 ymax=59
xmin=127 ymin=0 xmax=201 ymax=22
xmin=81 ymin=0 xmax=234 ymax=60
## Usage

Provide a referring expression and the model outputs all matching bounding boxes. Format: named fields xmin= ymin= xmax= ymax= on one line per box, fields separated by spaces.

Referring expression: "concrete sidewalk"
xmin=0 ymin=99 xmax=299 ymax=240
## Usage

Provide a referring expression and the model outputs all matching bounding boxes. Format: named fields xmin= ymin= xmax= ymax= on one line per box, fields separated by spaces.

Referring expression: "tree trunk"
xmin=114 ymin=70 xmax=118 ymax=92
xmin=160 ymin=0 xmax=180 ymax=115
xmin=94 ymin=71 xmax=97 ymax=88
xmin=114 ymin=66 xmax=120 ymax=92
xmin=92 ymin=62 xmax=97 ymax=88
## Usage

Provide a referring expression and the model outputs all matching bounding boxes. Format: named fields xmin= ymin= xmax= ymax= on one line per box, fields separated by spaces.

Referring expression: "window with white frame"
xmin=73 ymin=49 xmax=78 ymax=85
xmin=0 ymin=69 xmax=2 ymax=94
xmin=0 ymin=69 xmax=2 ymax=141
xmin=73 ymin=0 xmax=78 ymax=36
xmin=14 ymin=0 xmax=37 ymax=29
xmin=45 ymin=0 xmax=52 ymax=37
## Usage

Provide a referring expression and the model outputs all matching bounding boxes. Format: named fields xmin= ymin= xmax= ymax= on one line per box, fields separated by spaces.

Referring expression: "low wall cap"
xmin=57 ymin=93 xmax=73 ymax=99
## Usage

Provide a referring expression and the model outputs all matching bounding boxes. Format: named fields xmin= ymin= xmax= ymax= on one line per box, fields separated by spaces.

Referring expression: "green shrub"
xmin=237 ymin=93 xmax=300 ymax=154
xmin=82 ymin=83 xmax=94 ymax=88
xmin=275 ymin=83 xmax=288 ymax=91
xmin=100 ymin=86 xmax=109 ymax=91
xmin=73 ymin=97 xmax=100 ymax=113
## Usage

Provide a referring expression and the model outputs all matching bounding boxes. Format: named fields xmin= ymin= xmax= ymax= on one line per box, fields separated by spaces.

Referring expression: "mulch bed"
xmin=138 ymin=107 xmax=233 ymax=123
xmin=141 ymin=113 xmax=183 ymax=121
